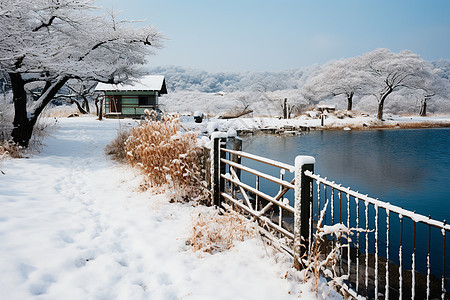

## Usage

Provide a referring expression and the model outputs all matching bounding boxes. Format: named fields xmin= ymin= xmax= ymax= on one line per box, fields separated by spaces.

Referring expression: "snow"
xmin=181 ymin=113 xmax=450 ymax=136
xmin=0 ymin=116 xmax=336 ymax=299
xmin=95 ymin=75 xmax=166 ymax=92
xmin=295 ymin=156 xmax=316 ymax=168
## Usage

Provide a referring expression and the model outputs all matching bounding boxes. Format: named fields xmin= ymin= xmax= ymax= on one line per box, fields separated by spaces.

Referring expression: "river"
xmin=241 ymin=128 xmax=450 ymax=224
xmin=239 ymin=128 xmax=449 ymax=288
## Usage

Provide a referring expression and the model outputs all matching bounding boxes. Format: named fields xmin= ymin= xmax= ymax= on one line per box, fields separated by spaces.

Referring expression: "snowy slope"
xmin=0 ymin=117 xmax=334 ymax=299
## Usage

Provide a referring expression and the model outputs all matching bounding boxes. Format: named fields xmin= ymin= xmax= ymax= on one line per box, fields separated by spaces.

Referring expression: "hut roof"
xmin=95 ymin=75 xmax=167 ymax=94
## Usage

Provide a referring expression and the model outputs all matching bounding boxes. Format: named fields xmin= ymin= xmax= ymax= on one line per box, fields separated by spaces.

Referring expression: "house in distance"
xmin=95 ymin=75 xmax=167 ymax=118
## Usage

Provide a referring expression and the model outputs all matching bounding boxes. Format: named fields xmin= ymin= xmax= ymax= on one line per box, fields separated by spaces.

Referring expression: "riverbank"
xmin=182 ymin=112 xmax=450 ymax=136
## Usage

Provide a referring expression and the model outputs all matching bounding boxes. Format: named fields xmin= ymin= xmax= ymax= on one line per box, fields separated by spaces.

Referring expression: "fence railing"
xmin=210 ymin=134 xmax=449 ymax=300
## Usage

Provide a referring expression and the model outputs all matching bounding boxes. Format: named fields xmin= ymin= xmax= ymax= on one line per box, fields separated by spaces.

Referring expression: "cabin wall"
xmin=104 ymin=91 xmax=159 ymax=116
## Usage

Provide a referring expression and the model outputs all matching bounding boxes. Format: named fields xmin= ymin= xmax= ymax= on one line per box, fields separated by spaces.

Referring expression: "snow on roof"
xmin=95 ymin=75 xmax=167 ymax=93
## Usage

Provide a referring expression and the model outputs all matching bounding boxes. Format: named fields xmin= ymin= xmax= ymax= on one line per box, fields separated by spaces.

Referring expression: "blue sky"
xmin=95 ymin=0 xmax=450 ymax=72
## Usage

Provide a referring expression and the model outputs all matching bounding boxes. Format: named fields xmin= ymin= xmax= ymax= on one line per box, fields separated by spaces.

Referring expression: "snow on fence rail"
xmin=209 ymin=135 xmax=449 ymax=300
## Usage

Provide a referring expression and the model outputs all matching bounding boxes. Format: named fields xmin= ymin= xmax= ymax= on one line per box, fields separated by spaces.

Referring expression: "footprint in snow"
xmin=58 ymin=231 xmax=74 ymax=244
xmin=29 ymin=274 xmax=55 ymax=296
xmin=18 ymin=263 xmax=36 ymax=280
xmin=157 ymin=272 xmax=172 ymax=286
xmin=74 ymin=251 xmax=96 ymax=268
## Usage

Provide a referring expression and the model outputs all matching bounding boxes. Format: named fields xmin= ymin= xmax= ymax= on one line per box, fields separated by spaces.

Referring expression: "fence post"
xmin=293 ymin=155 xmax=315 ymax=270
xmin=211 ymin=133 xmax=227 ymax=208
xmin=219 ymin=137 xmax=227 ymax=206
xmin=232 ymin=137 xmax=242 ymax=180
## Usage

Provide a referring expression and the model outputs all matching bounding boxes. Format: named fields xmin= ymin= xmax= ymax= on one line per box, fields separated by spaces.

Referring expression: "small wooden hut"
xmin=95 ymin=75 xmax=167 ymax=118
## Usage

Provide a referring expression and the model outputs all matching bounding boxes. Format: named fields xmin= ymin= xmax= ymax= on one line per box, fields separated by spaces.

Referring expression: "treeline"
xmin=147 ymin=65 xmax=319 ymax=93
xmin=149 ymin=49 xmax=450 ymax=118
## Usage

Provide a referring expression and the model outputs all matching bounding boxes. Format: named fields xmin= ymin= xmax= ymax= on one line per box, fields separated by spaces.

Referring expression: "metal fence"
xmin=210 ymin=135 xmax=449 ymax=300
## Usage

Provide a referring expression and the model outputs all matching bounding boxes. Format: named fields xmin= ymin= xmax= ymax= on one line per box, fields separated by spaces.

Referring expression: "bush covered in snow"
xmin=125 ymin=115 xmax=209 ymax=202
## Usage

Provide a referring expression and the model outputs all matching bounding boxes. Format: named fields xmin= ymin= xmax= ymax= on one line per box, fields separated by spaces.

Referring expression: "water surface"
xmin=242 ymin=128 xmax=450 ymax=223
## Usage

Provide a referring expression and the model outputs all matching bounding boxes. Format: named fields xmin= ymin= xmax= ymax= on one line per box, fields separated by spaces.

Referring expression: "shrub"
xmin=125 ymin=115 xmax=209 ymax=202
xmin=105 ymin=127 xmax=131 ymax=163
xmin=189 ymin=208 xmax=257 ymax=254
xmin=0 ymin=140 xmax=23 ymax=159
xmin=41 ymin=104 xmax=82 ymax=118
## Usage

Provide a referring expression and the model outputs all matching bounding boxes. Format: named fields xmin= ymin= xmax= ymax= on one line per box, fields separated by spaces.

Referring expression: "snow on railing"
xmin=210 ymin=135 xmax=449 ymax=300
xmin=304 ymin=171 xmax=449 ymax=300
xmin=210 ymin=136 xmax=298 ymax=257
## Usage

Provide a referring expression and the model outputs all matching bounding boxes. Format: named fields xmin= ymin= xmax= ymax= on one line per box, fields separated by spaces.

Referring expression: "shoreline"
xmin=210 ymin=115 xmax=450 ymax=136
xmin=318 ymin=120 xmax=450 ymax=131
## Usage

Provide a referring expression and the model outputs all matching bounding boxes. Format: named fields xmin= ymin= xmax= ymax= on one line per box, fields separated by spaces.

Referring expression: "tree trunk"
xmin=98 ymin=97 xmax=103 ymax=120
xmin=69 ymin=99 xmax=88 ymax=114
xmin=94 ymin=97 xmax=100 ymax=117
xmin=377 ymin=101 xmax=384 ymax=120
xmin=10 ymin=74 xmax=67 ymax=147
xmin=419 ymin=98 xmax=427 ymax=117
xmin=377 ymin=88 xmax=393 ymax=120
xmin=81 ymin=96 xmax=90 ymax=113
xmin=10 ymin=73 xmax=31 ymax=147
xmin=347 ymin=92 xmax=353 ymax=111
xmin=283 ymin=98 xmax=288 ymax=119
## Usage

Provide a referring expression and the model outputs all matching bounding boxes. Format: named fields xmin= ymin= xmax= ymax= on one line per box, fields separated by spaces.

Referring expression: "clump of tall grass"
xmin=189 ymin=208 xmax=257 ymax=254
xmin=41 ymin=104 xmax=80 ymax=118
xmin=0 ymin=140 xmax=23 ymax=159
xmin=297 ymin=202 xmax=369 ymax=297
xmin=125 ymin=115 xmax=209 ymax=202
xmin=105 ymin=127 xmax=131 ymax=163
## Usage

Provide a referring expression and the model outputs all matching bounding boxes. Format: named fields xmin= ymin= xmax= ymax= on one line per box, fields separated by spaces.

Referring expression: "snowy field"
xmin=0 ymin=117 xmax=338 ymax=300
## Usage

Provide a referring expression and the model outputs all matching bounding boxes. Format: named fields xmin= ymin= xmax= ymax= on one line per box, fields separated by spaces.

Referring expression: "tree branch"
xmin=33 ymin=15 xmax=57 ymax=32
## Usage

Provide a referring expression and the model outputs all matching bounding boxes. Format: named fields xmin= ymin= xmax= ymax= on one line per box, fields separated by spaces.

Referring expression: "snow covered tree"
xmin=60 ymin=80 xmax=100 ymax=115
xmin=362 ymin=49 xmax=430 ymax=120
xmin=0 ymin=0 xmax=163 ymax=146
xmin=417 ymin=67 xmax=449 ymax=116
xmin=301 ymin=57 xmax=368 ymax=111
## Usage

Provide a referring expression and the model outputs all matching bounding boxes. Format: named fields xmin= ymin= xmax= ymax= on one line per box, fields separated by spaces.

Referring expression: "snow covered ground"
xmin=0 ymin=116 xmax=339 ymax=300
xmin=181 ymin=113 xmax=450 ymax=136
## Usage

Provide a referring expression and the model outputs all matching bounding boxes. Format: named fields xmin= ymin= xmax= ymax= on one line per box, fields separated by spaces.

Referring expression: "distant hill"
xmin=147 ymin=65 xmax=320 ymax=93
xmin=148 ymin=60 xmax=449 ymax=94
xmin=152 ymin=60 xmax=450 ymax=116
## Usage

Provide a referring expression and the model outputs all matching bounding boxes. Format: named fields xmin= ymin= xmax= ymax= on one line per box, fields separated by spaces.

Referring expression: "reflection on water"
xmin=242 ymin=128 xmax=450 ymax=222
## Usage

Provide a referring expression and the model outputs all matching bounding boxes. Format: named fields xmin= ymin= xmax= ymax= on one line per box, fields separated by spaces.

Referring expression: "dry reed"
xmin=41 ymin=104 xmax=80 ymax=118
xmin=105 ymin=128 xmax=131 ymax=162
xmin=0 ymin=140 xmax=23 ymax=159
xmin=125 ymin=115 xmax=209 ymax=202
xmin=189 ymin=209 xmax=257 ymax=254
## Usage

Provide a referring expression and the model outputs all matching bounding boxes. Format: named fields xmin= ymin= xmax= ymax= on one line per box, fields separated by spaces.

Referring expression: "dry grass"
xmin=0 ymin=113 xmax=56 ymax=160
xmin=300 ymin=204 xmax=369 ymax=297
xmin=125 ymin=115 xmax=209 ymax=202
xmin=0 ymin=140 xmax=23 ymax=159
xmin=189 ymin=208 xmax=257 ymax=254
xmin=41 ymin=104 xmax=80 ymax=118
xmin=105 ymin=128 xmax=131 ymax=162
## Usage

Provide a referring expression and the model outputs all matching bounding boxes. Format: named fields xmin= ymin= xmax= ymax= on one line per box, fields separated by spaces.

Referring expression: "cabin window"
xmin=138 ymin=95 xmax=156 ymax=106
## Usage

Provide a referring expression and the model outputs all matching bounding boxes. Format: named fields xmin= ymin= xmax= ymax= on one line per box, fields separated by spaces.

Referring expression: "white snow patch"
xmin=0 ymin=116 xmax=330 ymax=300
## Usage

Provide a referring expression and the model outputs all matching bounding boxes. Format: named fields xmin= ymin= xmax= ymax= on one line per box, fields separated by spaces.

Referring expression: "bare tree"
xmin=301 ymin=57 xmax=367 ymax=111
xmin=417 ymin=67 xmax=449 ymax=116
xmin=362 ymin=49 xmax=430 ymax=120
xmin=65 ymin=81 xmax=99 ymax=114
